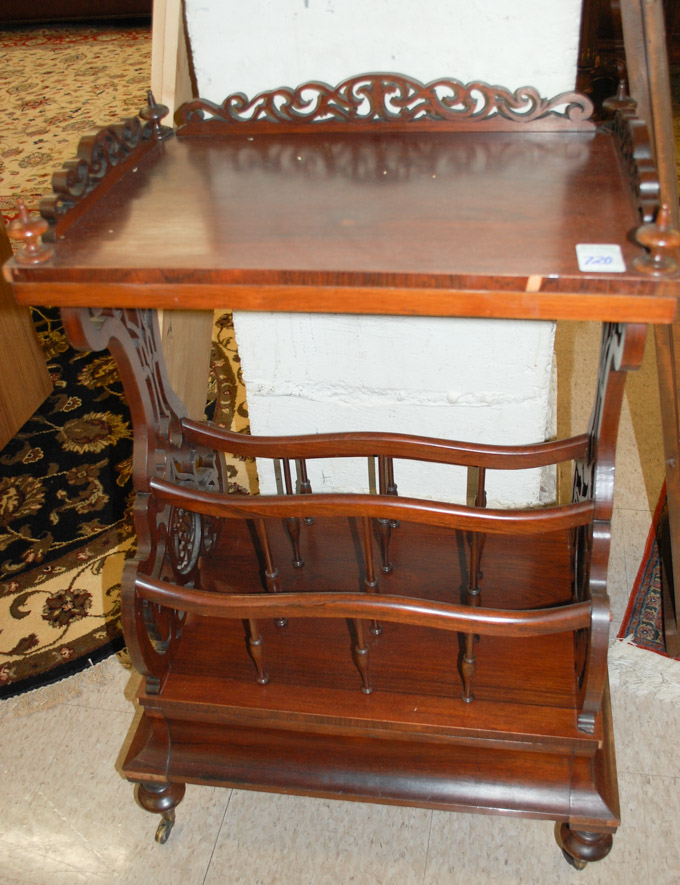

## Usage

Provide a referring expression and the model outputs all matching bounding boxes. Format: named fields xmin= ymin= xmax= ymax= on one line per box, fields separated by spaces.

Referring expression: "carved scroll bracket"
xmin=40 ymin=92 xmax=172 ymax=240
xmin=610 ymin=105 xmax=661 ymax=223
xmin=60 ymin=306 xmax=223 ymax=692
xmin=571 ymin=321 xmax=646 ymax=732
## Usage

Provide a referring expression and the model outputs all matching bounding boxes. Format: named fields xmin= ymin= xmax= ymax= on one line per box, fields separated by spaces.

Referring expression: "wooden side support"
xmin=620 ymin=0 xmax=680 ymax=650
xmin=53 ymin=300 xmax=630 ymax=865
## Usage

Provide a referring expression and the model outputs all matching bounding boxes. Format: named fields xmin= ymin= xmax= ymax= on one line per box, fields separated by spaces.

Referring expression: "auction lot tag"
xmin=576 ymin=244 xmax=626 ymax=273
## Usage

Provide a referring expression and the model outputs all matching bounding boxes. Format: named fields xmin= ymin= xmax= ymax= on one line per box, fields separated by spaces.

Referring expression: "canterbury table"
xmin=5 ymin=75 xmax=680 ymax=869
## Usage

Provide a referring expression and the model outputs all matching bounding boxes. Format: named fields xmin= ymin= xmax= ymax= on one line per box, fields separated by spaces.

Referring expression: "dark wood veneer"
xmin=4 ymin=71 xmax=672 ymax=866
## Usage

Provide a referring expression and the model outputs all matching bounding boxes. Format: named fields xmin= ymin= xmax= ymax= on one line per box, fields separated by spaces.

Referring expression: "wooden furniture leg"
xmin=655 ymin=323 xmax=680 ymax=654
xmin=645 ymin=0 xmax=680 ymax=652
xmin=620 ymin=0 xmax=680 ymax=650
xmin=160 ymin=308 xmax=213 ymax=421
xmin=137 ymin=781 xmax=186 ymax=844
xmin=151 ymin=0 xmax=212 ymax=424
xmin=556 ymin=824 xmax=614 ymax=870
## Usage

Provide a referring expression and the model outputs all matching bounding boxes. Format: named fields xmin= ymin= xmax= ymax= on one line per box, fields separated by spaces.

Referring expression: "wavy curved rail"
xmin=182 ymin=419 xmax=589 ymax=470
xmin=135 ymin=576 xmax=592 ymax=637
xmin=149 ymin=478 xmax=594 ymax=536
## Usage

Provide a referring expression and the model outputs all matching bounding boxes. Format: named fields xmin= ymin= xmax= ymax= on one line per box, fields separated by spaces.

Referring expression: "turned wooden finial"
xmin=633 ymin=202 xmax=680 ymax=276
xmin=602 ymin=61 xmax=636 ymax=116
xmin=141 ymin=90 xmax=171 ymax=140
xmin=602 ymin=80 xmax=637 ymax=115
xmin=7 ymin=199 xmax=53 ymax=265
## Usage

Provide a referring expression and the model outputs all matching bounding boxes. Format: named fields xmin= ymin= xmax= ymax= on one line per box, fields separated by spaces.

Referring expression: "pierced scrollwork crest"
xmin=177 ymin=73 xmax=594 ymax=131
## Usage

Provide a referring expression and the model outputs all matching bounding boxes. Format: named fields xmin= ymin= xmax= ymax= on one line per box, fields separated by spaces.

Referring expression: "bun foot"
xmin=137 ymin=781 xmax=186 ymax=844
xmin=555 ymin=823 xmax=613 ymax=869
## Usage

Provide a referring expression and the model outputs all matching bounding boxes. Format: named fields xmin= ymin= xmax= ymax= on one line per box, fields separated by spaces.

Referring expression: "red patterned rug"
xmin=617 ymin=484 xmax=678 ymax=657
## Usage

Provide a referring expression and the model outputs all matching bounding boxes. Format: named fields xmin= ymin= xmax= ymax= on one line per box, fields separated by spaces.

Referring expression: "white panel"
xmin=186 ymin=0 xmax=583 ymax=100
xmin=184 ymin=0 xmax=578 ymax=505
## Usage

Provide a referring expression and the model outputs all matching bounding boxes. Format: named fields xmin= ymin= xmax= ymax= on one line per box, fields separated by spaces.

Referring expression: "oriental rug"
xmin=617 ymin=484 xmax=672 ymax=656
xmin=0 ymin=24 xmax=252 ymax=700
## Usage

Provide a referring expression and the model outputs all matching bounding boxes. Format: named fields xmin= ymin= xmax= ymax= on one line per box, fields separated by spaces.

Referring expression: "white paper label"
xmin=575 ymin=243 xmax=626 ymax=273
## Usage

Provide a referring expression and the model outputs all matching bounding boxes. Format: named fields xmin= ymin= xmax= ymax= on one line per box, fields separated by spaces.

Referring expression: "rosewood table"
xmin=5 ymin=75 xmax=680 ymax=869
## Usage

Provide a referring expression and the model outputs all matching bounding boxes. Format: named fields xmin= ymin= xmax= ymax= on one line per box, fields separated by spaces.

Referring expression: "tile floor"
xmin=1 ymin=322 xmax=679 ymax=884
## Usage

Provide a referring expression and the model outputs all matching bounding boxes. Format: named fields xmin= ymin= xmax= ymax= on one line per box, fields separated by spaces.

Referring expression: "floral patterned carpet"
xmin=0 ymin=24 xmax=251 ymax=698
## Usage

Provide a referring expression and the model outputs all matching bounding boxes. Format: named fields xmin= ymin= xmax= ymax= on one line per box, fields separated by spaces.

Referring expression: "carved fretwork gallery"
xmin=5 ymin=71 xmax=680 ymax=868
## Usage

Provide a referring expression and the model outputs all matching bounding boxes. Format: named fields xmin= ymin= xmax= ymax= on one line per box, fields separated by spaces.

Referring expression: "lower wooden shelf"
xmin=122 ymin=518 xmax=619 ymax=864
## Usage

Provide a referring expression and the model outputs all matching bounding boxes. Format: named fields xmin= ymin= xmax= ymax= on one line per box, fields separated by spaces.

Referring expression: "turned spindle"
xmin=633 ymin=202 xmax=680 ymax=276
xmin=461 ymin=634 xmax=477 ymax=703
xmin=386 ymin=457 xmax=399 ymax=529
xmin=255 ymin=519 xmax=287 ymax=627
xmin=362 ymin=516 xmax=382 ymax=636
xmin=248 ymin=618 xmax=269 ymax=684
xmin=377 ymin=456 xmax=394 ymax=573
xmin=282 ymin=459 xmax=304 ymax=568
xmin=462 ymin=466 xmax=487 ymax=703
xmin=352 ymin=619 xmax=373 ymax=694
xmin=7 ymin=199 xmax=53 ymax=265
xmin=140 ymin=90 xmax=171 ymax=140
xmin=467 ymin=466 xmax=487 ymax=601
xmin=298 ymin=459 xmax=315 ymax=525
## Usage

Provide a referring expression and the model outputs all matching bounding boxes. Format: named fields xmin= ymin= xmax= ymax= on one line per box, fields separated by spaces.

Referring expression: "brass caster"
xmin=561 ymin=848 xmax=588 ymax=871
xmin=155 ymin=813 xmax=175 ymax=844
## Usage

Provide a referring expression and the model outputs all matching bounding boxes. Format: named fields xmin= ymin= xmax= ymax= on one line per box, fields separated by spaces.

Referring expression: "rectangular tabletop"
xmin=6 ymin=127 xmax=680 ymax=322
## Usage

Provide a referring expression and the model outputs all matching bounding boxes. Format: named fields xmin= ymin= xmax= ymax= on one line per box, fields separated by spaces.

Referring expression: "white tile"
xmin=424 ymin=811 xmax=636 ymax=885
xmin=60 ymin=657 xmax=141 ymax=714
xmin=605 ymin=507 xmax=654 ymax=637
xmin=205 ymin=789 xmax=431 ymax=885
xmin=638 ymin=775 xmax=680 ymax=885
xmin=0 ymin=706 xmax=229 ymax=885
xmin=615 ymin=691 xmax=680 ymax=778
xmin=608 ymin=508 xmax=632 ymax=636
xmin=0 ymin=704 xmax=71 ymax=817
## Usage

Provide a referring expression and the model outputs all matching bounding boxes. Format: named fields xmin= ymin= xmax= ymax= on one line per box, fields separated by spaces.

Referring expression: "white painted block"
xmin=184 ymin=0 xmax=579 ymax=506
xmin=235 ymin=313 xmax=556 ymax=506
xmin=185 ymin=0 xmax=583 ymax=101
